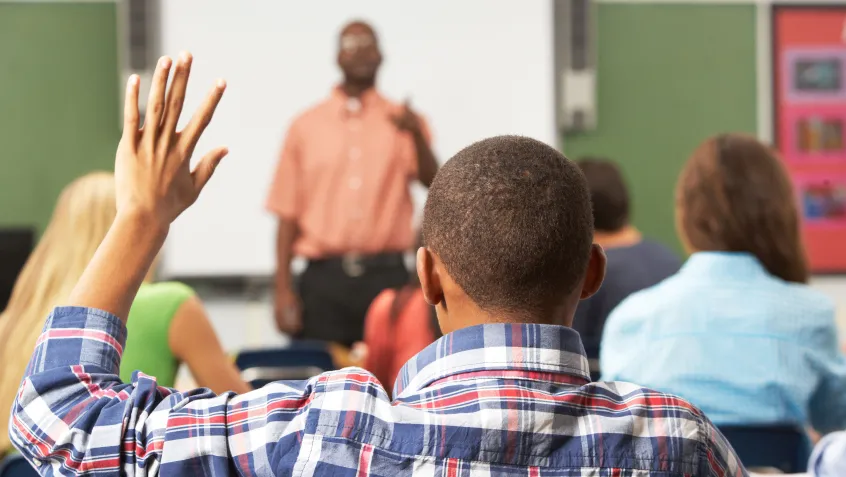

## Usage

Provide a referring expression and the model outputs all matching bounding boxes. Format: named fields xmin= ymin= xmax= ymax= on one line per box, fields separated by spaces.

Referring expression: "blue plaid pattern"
xmin=9 ymin=306 xmax=747 ymax=476
xmin=601 ymin=251 xmax=846 ymax=434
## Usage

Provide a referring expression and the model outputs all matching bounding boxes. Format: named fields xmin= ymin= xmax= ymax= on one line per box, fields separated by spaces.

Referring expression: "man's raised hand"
xmin=115 ymin=52 xmax=228 ymax=230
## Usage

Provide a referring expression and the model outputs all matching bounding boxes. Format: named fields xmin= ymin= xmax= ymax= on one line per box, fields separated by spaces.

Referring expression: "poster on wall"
xmin=773 ymin=4 xmax=846 ymax=273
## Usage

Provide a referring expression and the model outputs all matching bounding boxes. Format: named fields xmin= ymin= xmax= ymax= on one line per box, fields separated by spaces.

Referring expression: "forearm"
xmin=10 ymin=306 xmax=311 ymax=473
xmin=412 ymin=130 xmax=438 ymax=187
xmin=190 ymin=354 xmax=252 ymax=394
xmin=66 ymin=211 xmax=167 ymax=322
xmin=276 ymin=218 xmax=298 ymax=289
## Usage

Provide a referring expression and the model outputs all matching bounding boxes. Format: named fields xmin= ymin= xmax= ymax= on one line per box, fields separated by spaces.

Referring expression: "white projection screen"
xmin=159 ymin=0 xmax=555 ymax=277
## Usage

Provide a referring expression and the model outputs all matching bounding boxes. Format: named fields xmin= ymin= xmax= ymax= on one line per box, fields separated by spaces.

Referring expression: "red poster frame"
xmin=772 ymin=4 xmax=846 ymax=273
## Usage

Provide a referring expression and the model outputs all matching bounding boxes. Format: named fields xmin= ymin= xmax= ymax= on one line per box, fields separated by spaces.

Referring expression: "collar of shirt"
xmin=330 ymin=85 xmax=384 ymax=116
xmin=393 ymin=322 xmax=591 ymax=399
xmin=679 ymin=251 xmax=769 ymax=281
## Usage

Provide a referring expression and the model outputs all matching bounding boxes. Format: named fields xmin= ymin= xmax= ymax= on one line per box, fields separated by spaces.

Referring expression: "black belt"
xmin=308 ymin=252 xmax=405 ymax=277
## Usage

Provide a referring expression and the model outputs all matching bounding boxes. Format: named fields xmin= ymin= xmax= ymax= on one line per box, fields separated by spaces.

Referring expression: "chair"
xmin=0 ymin=228 xmax=34 ymax=310
xmin=717 ymin=425 xmax=810 ymax=474
xmin=236 ymin=343 xmax=335 ymax=388
xmin=0 ymin=454 xmax=39 ymax=477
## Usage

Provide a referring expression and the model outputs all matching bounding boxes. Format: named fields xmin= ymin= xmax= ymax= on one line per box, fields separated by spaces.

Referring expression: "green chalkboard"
xmin=564 ymin=3 xmax=758 ymax=254
xmin=0 ymin=2 xmax=120 ymax=233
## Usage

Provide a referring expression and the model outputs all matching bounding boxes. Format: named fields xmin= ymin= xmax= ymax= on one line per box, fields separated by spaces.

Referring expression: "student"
xmin=572 ymin=157 xmax=680 ymax=348
xmin=601 ymin=133 xmax=846 ymax=434
xmin=0 ymin=172 xmax=248 ymax=457
xmin=9 ymin=54 xmax=745 ymax=476
xmin=360 ymin=233 xmax=440 ymax=393
xmin=809 ymin=430 xmax=846 ymax=476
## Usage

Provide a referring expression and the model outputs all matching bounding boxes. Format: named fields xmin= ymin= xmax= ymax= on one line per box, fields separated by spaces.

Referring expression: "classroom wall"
xmin=0 ymin=3 xmax=120 ymax=234
xmin=563 ymin=3 xmax=759 ymax=254
xmin=0 ymin=3 xmax=843 ymax=315
xmin=158 ymin=0 xmax=556 ymax=278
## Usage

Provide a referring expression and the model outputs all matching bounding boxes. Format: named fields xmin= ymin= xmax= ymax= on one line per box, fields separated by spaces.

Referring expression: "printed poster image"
xmin=773 ymin=4 xmax=846 ymax=271
xmin=797 ymin=175 xmax=846 ymax=225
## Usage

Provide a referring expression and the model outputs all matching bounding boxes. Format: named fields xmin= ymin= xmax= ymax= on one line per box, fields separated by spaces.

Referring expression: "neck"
xmin=593 ymin=225 xmax=642 ymax=249
xmin=341 ymin=80 xmax=375 ymax=98
xmin=440 ymin=295 xmax=575 ymax=334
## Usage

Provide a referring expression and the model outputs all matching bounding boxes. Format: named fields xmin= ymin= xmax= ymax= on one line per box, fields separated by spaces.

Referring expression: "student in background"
xmin=359 ymin=233 xmax=440 ymax=393
xmin=601 ymin=133 xmax=846 ymax=434
xmin=808 ymin=430 xmax=846 ymax=476
xmin=572 ymin=157 xmax=680 ymax=348
xmin=0 ymin=172 xmax=248 ymax=456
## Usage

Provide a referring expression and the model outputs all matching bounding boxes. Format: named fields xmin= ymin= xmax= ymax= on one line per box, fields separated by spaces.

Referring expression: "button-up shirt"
xmin=265 ymin=87 xmax=432 ymax=259
xmin=601 ymin=252 xmax=846 ymax=433
xmin=10 ymin=307 xmax=746 ymax=476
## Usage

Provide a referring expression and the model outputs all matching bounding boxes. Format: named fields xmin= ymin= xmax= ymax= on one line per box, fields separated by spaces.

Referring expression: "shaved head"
xmin=339 ymin=20 xmax=378 ymax=47
xmin=337 ymin=20 xmax=382 ymax=86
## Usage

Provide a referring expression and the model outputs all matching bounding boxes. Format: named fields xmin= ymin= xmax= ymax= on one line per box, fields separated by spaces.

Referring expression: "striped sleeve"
xmin=697 ymin=412 xmax=748 ymax=477
xmin=9 ymin=307 xmax=315 ymax=476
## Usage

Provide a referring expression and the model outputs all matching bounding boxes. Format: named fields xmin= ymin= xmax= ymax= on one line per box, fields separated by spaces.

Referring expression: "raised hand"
xmin=115 ymin=52 xmax=228 ymax=230
xmin=389 ymin=99 xmax=422 ymax=135
xmin=66 ymin=52 xmax=228 ymax=321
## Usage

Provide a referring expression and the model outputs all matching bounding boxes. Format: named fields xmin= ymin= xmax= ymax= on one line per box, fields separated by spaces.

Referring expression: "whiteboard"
xmin=160 ymin=0 xmax=555 ymax=277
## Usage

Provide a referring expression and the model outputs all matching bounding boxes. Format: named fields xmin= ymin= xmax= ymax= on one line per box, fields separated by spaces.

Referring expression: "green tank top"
xmin=119 ymin=281 xmax=194 ymax=387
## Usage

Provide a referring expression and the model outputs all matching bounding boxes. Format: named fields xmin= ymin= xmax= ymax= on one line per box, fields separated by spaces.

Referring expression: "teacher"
xmin=266 ymin=20 xmax=438 ymax=346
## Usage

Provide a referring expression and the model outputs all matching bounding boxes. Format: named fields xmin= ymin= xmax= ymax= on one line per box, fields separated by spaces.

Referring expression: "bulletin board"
xmin=773 ymin=4 xmax=846 ymax=273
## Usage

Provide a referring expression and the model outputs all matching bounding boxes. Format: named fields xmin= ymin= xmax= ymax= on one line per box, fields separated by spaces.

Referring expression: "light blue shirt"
xmin=600 ymin=251 xmax=846 ymax=433
xmin=810 ymin=431 xmax=846 ymax=476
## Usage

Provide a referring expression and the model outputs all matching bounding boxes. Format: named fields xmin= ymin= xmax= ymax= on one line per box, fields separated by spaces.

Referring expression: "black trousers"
xmin=298 ymin=254 xmax=409 ymax=346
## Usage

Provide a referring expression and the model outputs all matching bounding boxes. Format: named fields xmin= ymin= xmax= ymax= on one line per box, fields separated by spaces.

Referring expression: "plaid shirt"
xmin=10 ymin=307 xmax=747 ymax=476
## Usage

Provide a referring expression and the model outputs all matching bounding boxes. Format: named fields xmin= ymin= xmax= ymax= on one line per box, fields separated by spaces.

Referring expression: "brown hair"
xmin=676 ymin=133 xmax=808 ymax=283
xmin=577 ymin=157 xmax=630 ymax=232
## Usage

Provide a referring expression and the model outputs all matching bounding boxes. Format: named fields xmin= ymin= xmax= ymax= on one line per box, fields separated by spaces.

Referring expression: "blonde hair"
xmin=0 ymin=172 xmax=116 ymax=455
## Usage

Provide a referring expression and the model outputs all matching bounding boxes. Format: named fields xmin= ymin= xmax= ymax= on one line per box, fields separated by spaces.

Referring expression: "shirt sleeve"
xmin=697 ymin=414 xmax=749 ymax=477
xmin=9 ymin=307 xmax=315 ymax=476
xmin=805 ymin=309 xmax=846 ymax=434
xmin=266 ymin=121 xmax=303 ymax=219
xmin=809 ymin=430 xmax=846 ymax=477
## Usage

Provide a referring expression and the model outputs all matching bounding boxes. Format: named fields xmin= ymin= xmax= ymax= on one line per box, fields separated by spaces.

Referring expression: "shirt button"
xmin=346 ymin=98 xmax=361 ymax=113
xmin=349 ymin=177 xmax=362 ymax=190
xmin=349 ymin=147 xmax=361 ymax=160
xmin=32 ymin=459 xmax=42 ymax=467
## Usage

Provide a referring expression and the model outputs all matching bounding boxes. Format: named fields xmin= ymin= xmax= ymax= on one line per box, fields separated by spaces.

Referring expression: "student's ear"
xmin=580 ymin=244 xmax=606 ymax=300
xmin=416 ymin=247 xmax=444 ymax=307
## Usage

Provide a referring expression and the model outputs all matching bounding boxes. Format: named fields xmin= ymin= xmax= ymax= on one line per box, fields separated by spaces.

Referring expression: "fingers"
xmin=180 ymin=79 xmax=227 ymax=155
xmin=192 ymin=146 xmax=229 ymax=192
xmin=160 ymin=52 xmax=193 ymax=145
xmin=122 ymin=75 xmax=140 ymax=146
xmin=144 ymin=56 xmax=173 ymax=139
